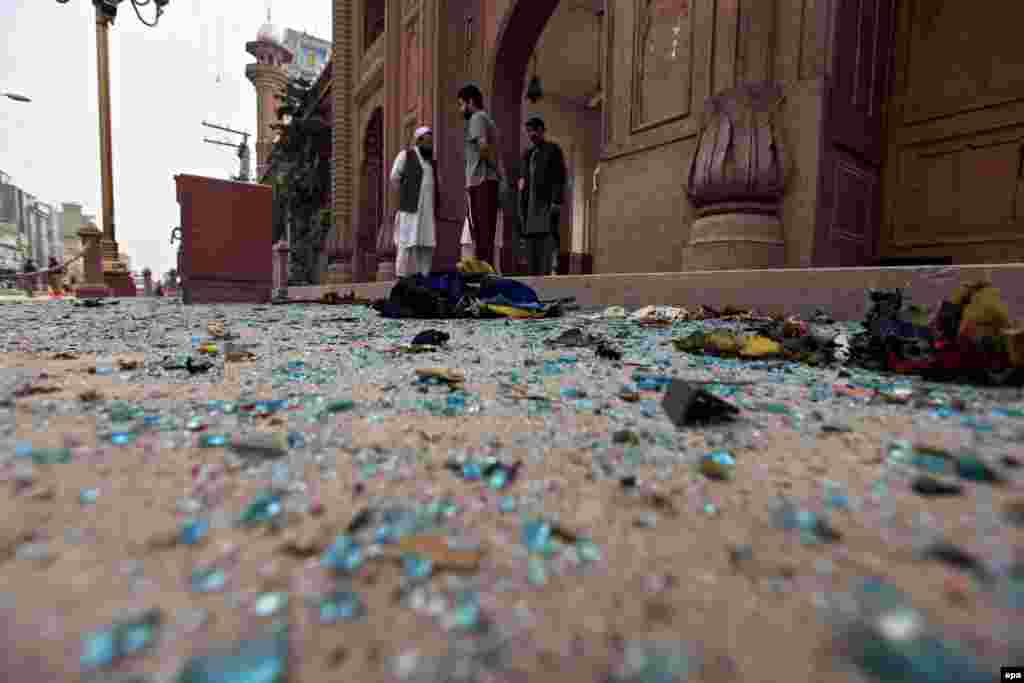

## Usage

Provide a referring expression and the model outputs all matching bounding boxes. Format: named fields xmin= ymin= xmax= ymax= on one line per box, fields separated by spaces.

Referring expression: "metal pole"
xmin=95 ymin=5 xmax=116 ymax=247
xmin=202 ymin=120 xmax=251 ymax=138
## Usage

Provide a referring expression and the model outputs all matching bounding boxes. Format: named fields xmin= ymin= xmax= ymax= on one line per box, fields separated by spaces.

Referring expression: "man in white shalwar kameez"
xmin=390 ymin=126 xmax=439 ymax=277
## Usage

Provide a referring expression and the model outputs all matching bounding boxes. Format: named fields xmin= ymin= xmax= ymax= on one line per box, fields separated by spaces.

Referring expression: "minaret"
xmin=245 ymin=10 xmax=294 ymax=180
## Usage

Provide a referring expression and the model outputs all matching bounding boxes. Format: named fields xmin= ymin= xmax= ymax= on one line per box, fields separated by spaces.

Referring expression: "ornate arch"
xmin=485 ymin=0 xmax=561 ymax=272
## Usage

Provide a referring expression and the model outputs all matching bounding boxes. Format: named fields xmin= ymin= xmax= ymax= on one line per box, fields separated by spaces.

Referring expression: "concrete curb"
xmin=287 ymin=264 xmax=1024 ymax=321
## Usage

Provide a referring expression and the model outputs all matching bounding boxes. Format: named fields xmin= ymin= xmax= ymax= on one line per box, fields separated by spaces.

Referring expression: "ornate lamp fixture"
xmin=54 ymin=0 xmax=171 ymax=297
xmin=526 ymin=52 xmax=544 ymax=103
xmin=55 ymin=0 xmax=169 ymax=27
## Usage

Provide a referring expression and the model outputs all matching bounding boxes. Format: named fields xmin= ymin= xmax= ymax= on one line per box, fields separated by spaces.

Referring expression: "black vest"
xmin=398 ymin=148 xmax=435 ymax=214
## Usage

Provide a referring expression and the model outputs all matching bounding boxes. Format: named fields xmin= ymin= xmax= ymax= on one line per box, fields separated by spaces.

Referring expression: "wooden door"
xmin=813 ymin=0 xmax=895 ymax=267
xmin=882 ymin=2 xmax=1024 ymax=263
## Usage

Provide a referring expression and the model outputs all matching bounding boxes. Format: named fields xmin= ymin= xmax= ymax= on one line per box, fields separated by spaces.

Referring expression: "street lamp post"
xmin=56 ymin=0 xmax=170 ymax=295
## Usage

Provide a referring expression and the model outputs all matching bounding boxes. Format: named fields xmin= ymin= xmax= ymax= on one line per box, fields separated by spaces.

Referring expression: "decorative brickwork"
xmin=331 ymin=0 xmax=355 ymax=283
xmin=246 ymin=66 xmax=290 ymax=179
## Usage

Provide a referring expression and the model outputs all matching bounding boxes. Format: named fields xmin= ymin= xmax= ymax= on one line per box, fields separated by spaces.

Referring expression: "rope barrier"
xmin=0 ymin=250 xmax=86 ymax=284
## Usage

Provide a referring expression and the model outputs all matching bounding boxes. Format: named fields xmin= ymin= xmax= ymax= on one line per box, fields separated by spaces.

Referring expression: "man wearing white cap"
xmin=389 ymin=126 xmax=440 ymax=277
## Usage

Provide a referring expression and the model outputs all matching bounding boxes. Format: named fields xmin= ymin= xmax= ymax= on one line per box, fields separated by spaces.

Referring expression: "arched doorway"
xmin=357 ymin=107 xmax=384 ymax=282
xmin=489 ymin=1 xmax=603 ymax=275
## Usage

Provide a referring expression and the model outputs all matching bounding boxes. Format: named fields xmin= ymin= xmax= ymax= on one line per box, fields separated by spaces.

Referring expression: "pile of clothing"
xmin=372 ymin=260 xmax=567 ymax=320
xmin=668 ymin=280 xmax=1023 ymax=385
xmin=851 ymin=282 xmax=1024 ymax=385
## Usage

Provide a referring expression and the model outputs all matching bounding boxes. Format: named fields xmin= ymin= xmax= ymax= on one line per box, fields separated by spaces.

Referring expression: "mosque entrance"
xmin=490 ymin=0 xmax=605 ymax=274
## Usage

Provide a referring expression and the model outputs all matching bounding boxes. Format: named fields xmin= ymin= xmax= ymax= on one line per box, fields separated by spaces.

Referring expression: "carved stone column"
xmin=329 ymin=0 xmax=356 ymax=283
xmin=684 ymin=81 xmax=788 ymax=270
xmin=75 ymin=222 xmax=110 ymax=299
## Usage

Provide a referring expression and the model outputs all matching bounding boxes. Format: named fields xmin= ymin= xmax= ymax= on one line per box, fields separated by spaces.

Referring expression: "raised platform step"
xmin=288 ymin=264 xmax=1024 ymax=321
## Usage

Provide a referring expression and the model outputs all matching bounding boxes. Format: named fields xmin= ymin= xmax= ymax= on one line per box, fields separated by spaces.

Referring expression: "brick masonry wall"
xmin=332 ymin=0 xmax=354 ymax=279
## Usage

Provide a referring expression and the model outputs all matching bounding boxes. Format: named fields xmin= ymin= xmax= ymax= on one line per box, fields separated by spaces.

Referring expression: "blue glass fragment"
xmin=191 ymin=566 xmax=227 ymax=593
xmin=461 ymin=461 xmax=483 ymax=480
xmin=319 ymin=590 xmax=365 ymax=624
xmin=181 ymin=518 xmax=210 ymax=546
xmin=237 ymin=491 xmax=283 ymax=527
xmin=253 ymin=592 xmax=288 ymax=617
xmin=199 ymin=433 xmax=228 ymax=448
xmin=522 ymin=518 xmax=552 ymax=554
xmin=321 ymin=535 xmax=364 ymax=573
xmin=527 ymin=556 xmax=548 ymax=585
xmin=402 ymin=553 xmax=434 ymax=580
xmin=110 ymin=431 xmax=136 ymax=446
xmin=611 ymin=640 xmax=697 ymax=682
xmin=21 ymin=446 xmax=72 ymax=464
xmin=80 ymin=629 xmax=117 ymax=670
xmin=450 ymin=591 xmax=481 ymax=630
xmin=175 ymin=631 xmax=289 ymax=683
xmin=81 ymin=609 xmax=162 ymax=671
xmin=487 ymin=468 xmax=509 ymax=490
xmin=577 ymin=538 xmax=602 ymax=563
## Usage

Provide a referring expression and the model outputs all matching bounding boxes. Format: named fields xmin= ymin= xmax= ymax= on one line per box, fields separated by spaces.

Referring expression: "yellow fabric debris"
xmin=479 ymin=303 xmax=546 ymax=319
xmin=704 ymin=332 xmax=742 ymax=355
xmin=456 ymin=257 xmax=495 ymax=274
xmin=739 ymin=335 xmax=783 ymax=358
xmin=958 ymin=283 xmax=1010 ymax=338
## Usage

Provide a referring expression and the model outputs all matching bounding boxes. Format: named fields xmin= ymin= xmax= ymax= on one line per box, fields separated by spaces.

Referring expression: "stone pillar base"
xmin=684 ymin=211 xmax=785 ymax=271
xmin=324 ymin=260 xmax=354 ymax=285
xmin=103 ymin=269 xmax=137 ymax=297
xmin=376 ymin=260 xmax=396 ymax=282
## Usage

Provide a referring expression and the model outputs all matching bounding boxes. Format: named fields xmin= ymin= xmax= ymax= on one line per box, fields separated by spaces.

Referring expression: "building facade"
xmin=0 ymin=170 xmax=62 ymax=271
xmin=319 ymin=0 xmax=1024 ymax=283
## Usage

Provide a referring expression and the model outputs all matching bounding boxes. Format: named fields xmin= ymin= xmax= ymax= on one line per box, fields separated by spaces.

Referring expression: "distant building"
xmin=282 ymin=29 xmax=330 ymax=84
xmin=0 ymin=170 xmax=70 ymax=275
xmin=27 ymin=200 xmax=59 ymax=264
xmin=0 ymin=221 xmax=18 ymax=275
xmin=0 ymin=171 xmax=98 ymax=286
xmin=246 ymin=18 xmax=331 ymax=179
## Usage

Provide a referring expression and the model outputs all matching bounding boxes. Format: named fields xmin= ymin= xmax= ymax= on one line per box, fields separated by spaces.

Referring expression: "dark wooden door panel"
xmin=813 ymin=0 xmax=895 ymax=266
xmin=882 ymin=1 xmax=1024 ymax=262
